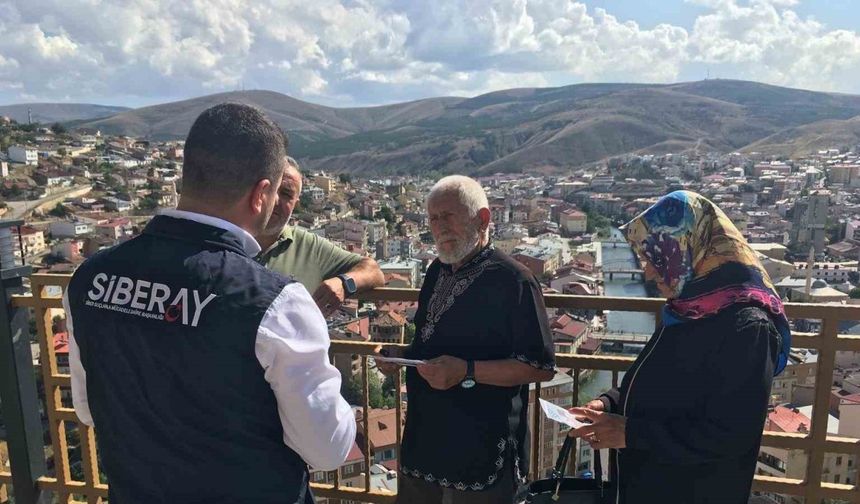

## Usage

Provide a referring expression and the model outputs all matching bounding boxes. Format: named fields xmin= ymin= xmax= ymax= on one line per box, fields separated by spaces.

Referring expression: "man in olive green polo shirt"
xmin=257 ymin=157 xmax=385 ymax=317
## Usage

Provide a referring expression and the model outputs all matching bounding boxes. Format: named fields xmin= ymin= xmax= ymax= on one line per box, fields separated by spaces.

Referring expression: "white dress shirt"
xmin=66 ymin=210 xmax=356 ymax=470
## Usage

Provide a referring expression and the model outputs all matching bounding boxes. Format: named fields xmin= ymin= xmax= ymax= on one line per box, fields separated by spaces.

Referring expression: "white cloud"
xmin=0 ymin=0 xmax=857 ymax=106
xmin=689 ymin=0 xmax=860 ymax=92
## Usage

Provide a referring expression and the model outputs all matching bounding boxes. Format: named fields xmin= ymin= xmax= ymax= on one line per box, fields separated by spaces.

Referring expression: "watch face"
xmin=461 ymin=379 xmax=476 ymax=389
xmin=341 ymin=275 xmax=357 ymax=294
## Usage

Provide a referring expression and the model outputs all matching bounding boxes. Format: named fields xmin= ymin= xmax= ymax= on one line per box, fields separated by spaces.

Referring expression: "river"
xmin=578 ymin=228 xmax=657 ymax=402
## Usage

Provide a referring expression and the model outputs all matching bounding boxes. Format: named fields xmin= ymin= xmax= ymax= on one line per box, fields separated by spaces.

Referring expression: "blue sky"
xmin=589 ymin=0 xmax=860 ymax=31
xmin=1 ymin=0 xmax=859 ymax=108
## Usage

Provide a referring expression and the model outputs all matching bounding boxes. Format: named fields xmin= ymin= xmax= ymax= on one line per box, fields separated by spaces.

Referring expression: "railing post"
xmin=0 ymin=266 xmax=49 ymax=504
xmin=804 ymin=315 xmax=839 ymax=503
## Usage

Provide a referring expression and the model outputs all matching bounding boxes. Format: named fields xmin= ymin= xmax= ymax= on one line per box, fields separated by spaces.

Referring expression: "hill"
xmin=69 ymin=80 xmax=860 ymax=174
xmin=743 ymin=115 xmax=860 ymax=157
xmin=0 ymin=103 xmax=130 ymax=124
xmin=75 ymin=90 xmax=461 ymax=141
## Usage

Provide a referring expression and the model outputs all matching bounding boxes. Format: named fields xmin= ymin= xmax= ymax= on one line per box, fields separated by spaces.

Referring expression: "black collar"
xmin=142 ymin=215 xmax=249 ymax=257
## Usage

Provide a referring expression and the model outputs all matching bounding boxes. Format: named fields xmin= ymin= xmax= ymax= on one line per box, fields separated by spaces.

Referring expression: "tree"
xmin=299 ymin=192 xmax=313 ymax=209
xmin=51 ymin=122 xmax=67 ymax=134
xmin=585 ymin=209 xmax=611 ymax=235
xmin=339 ymin=173 xmax=352 ymax=185
xmin=341 ymin=374 xmax=363 ymax=405
xmin=138 ymin=196 xmax=158 ymax=211
xmin=850 ymin=288 xmax=860 ymax=299
xmin=404 ymin=323 xmax=416 ymax=345
xmin=375 ymin=206 xmax=395 ymax=224
xmin=368 ymin=371 xmax=385 ymax=408
xmin=49 ymin=203 xmax=69 ymax=218
xmin=342 ymin=371 xmax=396 ymax=408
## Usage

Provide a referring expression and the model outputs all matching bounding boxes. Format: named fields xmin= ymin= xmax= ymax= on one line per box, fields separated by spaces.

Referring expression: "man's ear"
xmin=249 ymin=178 xmax=273 ymax=215
xmin=478 ymin=207 xmax=491 ymax=233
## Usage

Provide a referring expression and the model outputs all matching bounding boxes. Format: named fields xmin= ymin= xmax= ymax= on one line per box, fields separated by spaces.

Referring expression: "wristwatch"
xmin=461 ymin=360 xmax=476 ymax=389
xmin=338 ymin=274 xmax=357 ymax=296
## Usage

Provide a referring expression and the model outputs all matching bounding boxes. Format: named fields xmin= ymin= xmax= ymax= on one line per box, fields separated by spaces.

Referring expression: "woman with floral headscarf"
xmin=568 ymin=190 xmax=789 ymax=504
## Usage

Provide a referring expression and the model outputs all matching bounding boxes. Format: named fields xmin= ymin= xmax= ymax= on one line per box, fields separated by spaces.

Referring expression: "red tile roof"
xmin=375 ymin=311 xmax=406 ymax=327
xmin=356 ymin=408 xmax=399 ymax=449
xmin=839 ymin=393 xmax=860 ymax=404
xmin=345 ymin=318 xmax=370 ymax=340
xmin=578 ymin=338 xmax=601 ymax=354
xmin=767 ymin=406 xmax=811 ymax=434
xmin=54 ymin=332 xmax=69 ymax=355
xmin=551 ymin=316 xmax=588 ymax=340
xmin=380 ymin=459 xmax=399 ymax=471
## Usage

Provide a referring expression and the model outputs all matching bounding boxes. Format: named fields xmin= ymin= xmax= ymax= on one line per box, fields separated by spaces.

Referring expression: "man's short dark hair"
xmin=182 ymin=103 xmax=287 ymax=202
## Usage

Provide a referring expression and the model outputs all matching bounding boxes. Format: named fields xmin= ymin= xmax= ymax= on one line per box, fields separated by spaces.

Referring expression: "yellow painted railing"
xmin=4 ymin=276 xmax=860 ymax=503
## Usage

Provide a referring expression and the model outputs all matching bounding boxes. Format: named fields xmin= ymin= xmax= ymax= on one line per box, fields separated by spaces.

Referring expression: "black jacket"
xmin=599 ymin=305 xmax=781 ymax=504
xmin=67 ymin=216 xmax=311 ymax=504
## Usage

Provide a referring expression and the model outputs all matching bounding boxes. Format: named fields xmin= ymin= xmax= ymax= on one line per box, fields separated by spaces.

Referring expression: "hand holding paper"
xmin=539 ymin=398 xmax=586 ymax=429
xmin=374 ymin=355 xmax=426 ymax=367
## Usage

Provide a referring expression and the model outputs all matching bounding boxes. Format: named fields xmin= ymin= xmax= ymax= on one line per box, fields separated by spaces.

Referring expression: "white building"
xmin=102 ymin=197 xmax=131 ymax=212
xmin=559 ymin=208 xmax=588 ymax=234
xmin=366 ymin=220 xmax=388 ymax=245
xmin=379 ymin=258 xmax=422 ymax=288
xmin=792 ymin=262 xmax=857 ymax=283
xmin=50 ymin=221 xmax=92 ymax=239
xmin=8 ymin=145 xmax=38 ymax=166
xmin=14 ymin=226 xmax=46 ymax=257
xmin=385 ymin=238 xmax=414 ymax=259
xmin=847 ymin=220 xmax=860 ymax=242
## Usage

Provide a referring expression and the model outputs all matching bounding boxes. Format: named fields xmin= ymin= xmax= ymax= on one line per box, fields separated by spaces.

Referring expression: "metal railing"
xmin=2 ymin=276 xmax=860 ymax=503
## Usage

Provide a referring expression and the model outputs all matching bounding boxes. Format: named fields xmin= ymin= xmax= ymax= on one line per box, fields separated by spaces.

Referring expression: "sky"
xmin=1 ymin=0 xmax=860 ymax=108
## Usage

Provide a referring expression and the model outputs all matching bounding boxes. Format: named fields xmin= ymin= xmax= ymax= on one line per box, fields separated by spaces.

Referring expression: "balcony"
xmin=1 ymin=274 xmax=860 ymax=503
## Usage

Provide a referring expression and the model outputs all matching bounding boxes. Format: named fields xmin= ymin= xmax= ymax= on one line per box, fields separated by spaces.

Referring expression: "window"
xmin=837 ymin=456 xmax=843 ymax=466
xmin=835 ymin=474 xmax=841 ymax=484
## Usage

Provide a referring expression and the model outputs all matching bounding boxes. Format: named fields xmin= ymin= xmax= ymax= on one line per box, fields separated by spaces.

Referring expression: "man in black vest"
xmin=64 ymin=103 xmax=356 ymax=503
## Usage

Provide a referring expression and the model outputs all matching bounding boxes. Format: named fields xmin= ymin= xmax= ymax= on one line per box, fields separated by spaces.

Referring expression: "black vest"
xmin=67 ymin=216 xmax=311 ymax=504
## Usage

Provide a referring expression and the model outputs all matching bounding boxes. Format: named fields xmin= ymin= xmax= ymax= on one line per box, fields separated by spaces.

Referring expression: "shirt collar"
xmin=260 ymin=226 xmax=295 ymax=257
xmin=160 ymin=208 xmax=262 ymax=257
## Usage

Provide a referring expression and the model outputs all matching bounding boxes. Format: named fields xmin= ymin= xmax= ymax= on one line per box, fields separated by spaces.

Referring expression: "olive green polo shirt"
xmin=257 ymin=226 xmax=364 ymax=293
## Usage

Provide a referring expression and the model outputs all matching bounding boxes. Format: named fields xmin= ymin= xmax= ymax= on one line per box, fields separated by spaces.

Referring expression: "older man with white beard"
xmin=376 ymin=175 xmax=555 ymax=504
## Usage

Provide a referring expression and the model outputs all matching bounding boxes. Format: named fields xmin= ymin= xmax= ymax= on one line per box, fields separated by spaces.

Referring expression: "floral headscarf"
xmin=622 ymin=190 xmax=790 ymax=374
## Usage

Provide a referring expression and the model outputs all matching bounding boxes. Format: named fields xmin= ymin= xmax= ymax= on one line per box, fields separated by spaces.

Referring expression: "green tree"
xmin=375 ymin=206 xmax=395 ymax=224
xmin=138 ymin=196 xmax=158 ymax=211
xmin=850 ymin=288 xmax=860 ymax=299
xmin=585 ymin=209 xmax=611 ymax=235
xmin=368 ymin=371 xmax=385 ymax=408
xmin=49 ymin=203 xmax=69 ymax=218
xmin=299 ymin=192 xmax=313 ymax=209
xmin=341 ymin=374 xmax=363 ymax=405
xmin=339 ymin=173 xmax=352 ymax=185
xmin=51 ymin=122 xmax=67 ymax=134
xmin=342 ymin=371 xmax=396 ymax=409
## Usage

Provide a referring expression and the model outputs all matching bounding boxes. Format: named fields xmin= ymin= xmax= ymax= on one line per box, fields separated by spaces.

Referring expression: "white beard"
xmin=437 ymin=227 xmax=481 ymax=265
